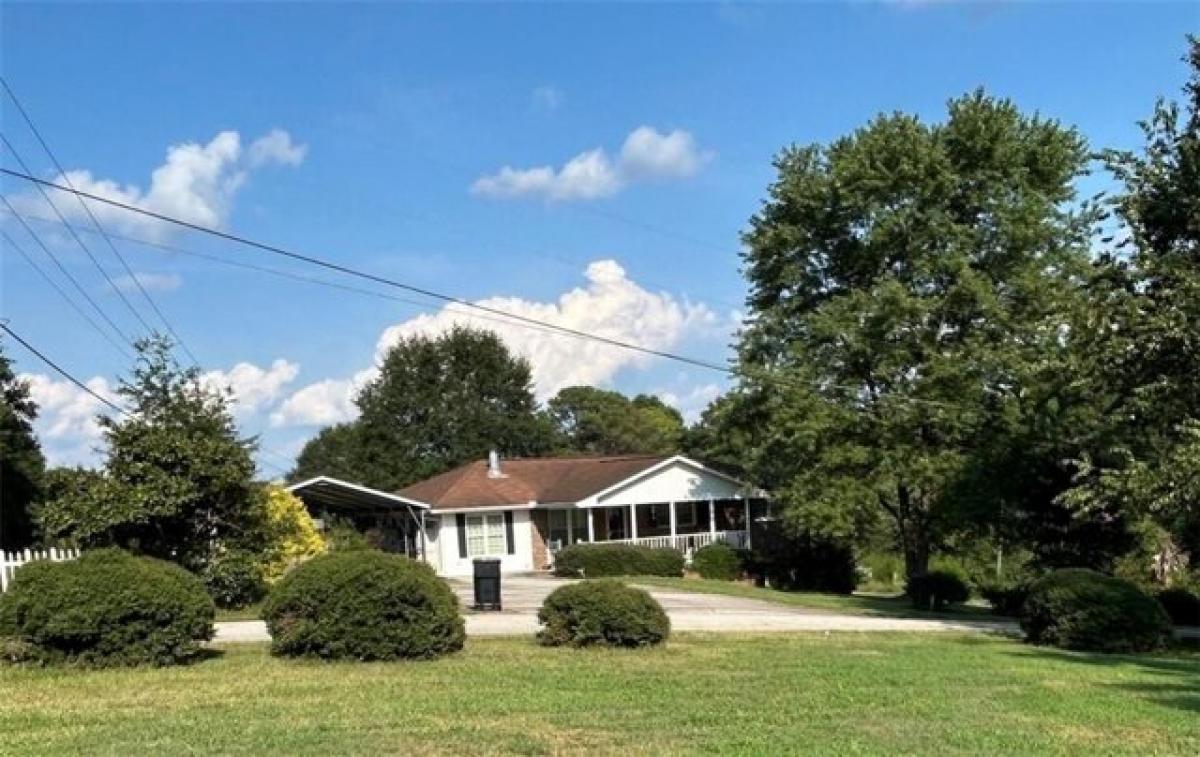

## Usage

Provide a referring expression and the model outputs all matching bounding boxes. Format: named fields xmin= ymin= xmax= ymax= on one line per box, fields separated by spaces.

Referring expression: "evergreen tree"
xmin=0 ymin=343 xmax=46 ymax=550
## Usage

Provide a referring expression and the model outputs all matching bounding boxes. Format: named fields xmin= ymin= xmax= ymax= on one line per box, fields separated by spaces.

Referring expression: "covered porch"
xmin=538 ymin=498 xmax=751 ymax=557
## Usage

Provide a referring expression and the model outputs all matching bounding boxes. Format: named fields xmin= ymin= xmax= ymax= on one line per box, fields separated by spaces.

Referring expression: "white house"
xmin=288 ymin=453 xmax=766 ymax=577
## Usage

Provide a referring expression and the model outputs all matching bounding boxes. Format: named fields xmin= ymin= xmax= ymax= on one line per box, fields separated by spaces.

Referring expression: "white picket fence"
xmin=0 ymin=547 xmax=81 ymax=592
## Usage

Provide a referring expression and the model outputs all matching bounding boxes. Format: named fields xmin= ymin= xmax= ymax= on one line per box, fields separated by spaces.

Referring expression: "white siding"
xmin=594 ymin=460 xmax=746 ymax=506
xmin=433 ymin=510 xmax=534 ymax=577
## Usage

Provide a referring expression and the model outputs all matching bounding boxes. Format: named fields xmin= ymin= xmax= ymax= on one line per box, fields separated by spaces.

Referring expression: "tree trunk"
xmin=896 ymin=484 xmax=931 ymax=580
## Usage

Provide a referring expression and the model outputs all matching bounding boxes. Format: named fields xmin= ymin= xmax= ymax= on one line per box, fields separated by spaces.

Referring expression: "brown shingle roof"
xmin=396 ymin=454 xmax=671 ymax=510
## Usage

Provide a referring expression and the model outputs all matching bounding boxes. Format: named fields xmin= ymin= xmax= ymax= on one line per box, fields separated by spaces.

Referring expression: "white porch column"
xmin=708 ymin=498 xmax=717 ymax=536
xmin=668 ymin=501 xmax=677 ymax=540
xmin=587 ymin=508 xmax=595 ymax=542
xmin=743 ymin=497 xmax=752 ymax=549
xmin=566 ymin=509 xmax=574 ymax=545
xmin=630 ymin=504 xmax=638 ymax=540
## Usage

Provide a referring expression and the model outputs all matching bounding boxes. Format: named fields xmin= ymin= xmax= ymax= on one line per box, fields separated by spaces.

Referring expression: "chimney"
xmin=487 ymin=449 xmax=503 ymax=478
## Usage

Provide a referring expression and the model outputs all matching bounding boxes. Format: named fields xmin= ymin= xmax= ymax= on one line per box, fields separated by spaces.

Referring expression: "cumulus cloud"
xmin=271 ymin=259 xmax=721 ymax=427
xmin=6 ymin=129 xmax=306 ymax=240
xmin=657 ymin=382 xmax=723 ymax=424
xmin=111 ymin=272 xmax=182 ymax=294
xmin=202 ymin=359 xmax=300 ymax=416
xmin=22 ymin=373 xmax=120 ymax=467
xmin=471 ymin=126 xmax=711 ymax=202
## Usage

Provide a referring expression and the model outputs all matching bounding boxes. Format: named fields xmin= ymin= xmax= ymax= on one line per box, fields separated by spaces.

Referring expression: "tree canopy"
xmin=718 ymin=91 xmax=1098 ymax=578
xmin=545 ymin=386 xmax=684 ymax=455
xmin=290 ymin=326 xmax=553 ymax=490
xmin=0 ymin=342 xmax=46 ymax=550
xmin=36 ymin=336 xmax=263 ymax=569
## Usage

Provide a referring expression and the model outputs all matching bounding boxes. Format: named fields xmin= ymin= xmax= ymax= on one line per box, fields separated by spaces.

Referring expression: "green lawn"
xmin=2 ymin=634 xmax=1196 ymax=755
xmin=632 ymin=576 xmax=1003 ymax=619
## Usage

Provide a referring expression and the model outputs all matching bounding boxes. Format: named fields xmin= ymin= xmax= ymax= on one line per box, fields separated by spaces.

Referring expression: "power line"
xmin=1 ymin=229 xmax=134 ymax=360
xmin=0 ymin=322 xmax=127 ymax=415
xmin=1 ymin=194 xmax=135 ymax=348
xmin=0 ymin=132 xmax=157 ymax=341
xmin=1 ymin=167 xmax=965 ymax=411
xmin=0 ymin=78 xmax=201 ymax=367
xmin=0 ymin=167 xmax=732 ymax=373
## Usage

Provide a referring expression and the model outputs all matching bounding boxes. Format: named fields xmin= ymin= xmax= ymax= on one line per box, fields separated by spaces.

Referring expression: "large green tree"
xmin=0 ymin=343 xmax=46 ymax=550
xmin=291 ymin=327 xmax=552 ymax=491
xmin=1061 ymin=38 xmax=1200 ymax=569
xmin=729 ymin=92 xmax=1097 ymax=579
xmin=545 ymin=386 xmax=683 ymax=455
xmin=37 ymin=336 xmax=263 ymax=569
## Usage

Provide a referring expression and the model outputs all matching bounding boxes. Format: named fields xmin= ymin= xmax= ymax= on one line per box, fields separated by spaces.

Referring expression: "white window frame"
xmin=465 ymin=513 xmax=508 ymax=557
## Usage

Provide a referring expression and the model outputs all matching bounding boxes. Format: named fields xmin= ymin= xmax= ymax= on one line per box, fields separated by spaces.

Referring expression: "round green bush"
xmin=538 ymin=579 xmax=670 ymax=648
xmin=1155 ymin=587 xmax=1200 ymax=627
xmin=691 ymin=542 xmax=742 ymax=580
xmin=262 ymin=551 xmax=464 ymax=660
xmin=1021 ymin=569 xmax=1171 ymax=653
xmin=0 ymin=548 xmax=214 ymax=667
xmin=906 ymin=570 xmax=971 ymax=611
xmin=203 ymin=549 xmax=268 ymax=610
xmin=976 ymin=578 xmax=1032 ymax=617
xmin=552 ymin=543 xmax=684 ymax=578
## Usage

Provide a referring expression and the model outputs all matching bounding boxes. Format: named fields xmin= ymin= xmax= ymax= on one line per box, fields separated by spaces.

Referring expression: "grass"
xmin=2 ymin=634 xmax=1196 ymax=755
xmin=214 ymin=601 xmax=263 ymax=622
xmin=631 ymin=576 xmax=1003 ymax=620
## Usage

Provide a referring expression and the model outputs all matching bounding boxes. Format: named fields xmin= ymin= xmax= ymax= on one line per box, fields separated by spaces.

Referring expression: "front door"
xmin=606 ymin=507 xmax=628 ymax=540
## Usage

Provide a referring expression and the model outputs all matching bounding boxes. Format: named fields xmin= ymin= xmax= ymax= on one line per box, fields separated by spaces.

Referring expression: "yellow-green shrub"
xmin=258 ymin=485 xmax=325 ymax=581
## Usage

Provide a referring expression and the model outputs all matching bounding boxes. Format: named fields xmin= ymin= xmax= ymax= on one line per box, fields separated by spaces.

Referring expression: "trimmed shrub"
xmin=1156 ymin=587 xmax=1200 ymax=627
xmin=744 ymin=531 xmax=858 ymax=594
xmin=976 ymin=578 xmax=1031 ymax=617
xmin=906 ymin=570 xmax=971 ymax=611
xmin=257 ymin=485 xmax=326 ymax=582
xmin=203 ymin=550 xmax=268 ymax=610
xmin=1021 ymin=569 xmax=1171 ymax=653
xmin=691 ymin=542 xmax=742 ymax=580
xmin=263 ymin=551 xmax=464 ymax=660
xmin=552 ymin=543 xmax=684 ymax=578
xmin=538 ymin=579 xmax=670 ymax=648
xmin=0 ymin=548 xmax=214 ymax=667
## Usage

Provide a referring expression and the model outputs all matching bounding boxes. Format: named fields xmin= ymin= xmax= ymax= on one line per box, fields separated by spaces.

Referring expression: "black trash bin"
xmin=472 ymin=558 xmax=502 ymax=611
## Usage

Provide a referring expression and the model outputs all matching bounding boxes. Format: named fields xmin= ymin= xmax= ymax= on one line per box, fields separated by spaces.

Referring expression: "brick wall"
xmin=530 ymin=510 xmax=550 ymax=570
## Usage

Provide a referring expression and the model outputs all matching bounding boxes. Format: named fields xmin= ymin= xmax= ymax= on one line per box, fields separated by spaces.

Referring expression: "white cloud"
xmin=202 ymin=359 xmax=300 ymax=416
xmin=657 ymin=382 xmax=723 ymax=424
xmin=6 ymin=129 xmax=307 ymax=240
xmin=21 ymin=373 xmax=120 ymax=467
xmin=271 ymin=260 xmax=720 ymax=428
xmin=111 ymin=272 xmax=181 ymax=294
xmin=471 ymin=126 xmax=711 ymax=202
xmin=531 ymin=85 xmax=564 ymax=112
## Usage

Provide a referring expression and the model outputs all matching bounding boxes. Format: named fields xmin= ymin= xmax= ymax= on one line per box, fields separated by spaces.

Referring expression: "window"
xmin=465 ymin=514 xmax=507 ymax=556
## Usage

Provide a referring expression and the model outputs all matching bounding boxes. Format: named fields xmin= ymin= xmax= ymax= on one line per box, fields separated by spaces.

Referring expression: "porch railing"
xmin=607 ymin=530 xmax=748 ymax=554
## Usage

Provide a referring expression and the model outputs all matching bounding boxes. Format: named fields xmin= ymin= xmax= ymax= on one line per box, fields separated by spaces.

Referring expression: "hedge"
xmin=691 ymin=542 xmax=742 ymax=580
xmin=1155 ymin=587 xmax=1200 ymax=627
xmin=1021 ymin=569 xmax=1171 ymax=653
xmin=262 ymin=551 xmax=464 ymax=660
xmin=203 ymin=549 xmax=268 ymax=610
xmin=538 ymin=579 xmax=670 ymax=648
xmin=976 ymin=577 xmax=1031 ymax=617
xmin=0 ymin=548 xmax=214 ymax=667
xmin=742 ymin=531 xmax=858 ymax=594
xmin=552 ymin=543 xmax=684 ymax=578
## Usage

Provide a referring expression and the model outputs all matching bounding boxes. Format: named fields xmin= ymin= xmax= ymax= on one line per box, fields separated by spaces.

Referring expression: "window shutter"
xmin=504 ymin=510 xmax=515 ymax=555
xmin=456 ymin=514 xmax=467 ymax=558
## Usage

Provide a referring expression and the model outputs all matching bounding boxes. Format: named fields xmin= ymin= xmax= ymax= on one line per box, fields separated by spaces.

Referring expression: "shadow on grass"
xmin=1001 ymin=638 xmax=1200 ymax=714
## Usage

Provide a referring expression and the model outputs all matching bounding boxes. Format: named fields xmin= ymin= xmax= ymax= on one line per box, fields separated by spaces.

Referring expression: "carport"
xmin=287 ymin=476 xmax=430 ymax=560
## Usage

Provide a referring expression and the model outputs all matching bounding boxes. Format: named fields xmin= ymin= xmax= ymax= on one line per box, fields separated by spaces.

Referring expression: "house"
xmin=288 ymin=453 xmax=767 ymax=576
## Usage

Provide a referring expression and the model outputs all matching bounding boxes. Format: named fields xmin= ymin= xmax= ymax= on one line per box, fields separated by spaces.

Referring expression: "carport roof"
xmin=287 ymin=476 xmax=430 ymax=513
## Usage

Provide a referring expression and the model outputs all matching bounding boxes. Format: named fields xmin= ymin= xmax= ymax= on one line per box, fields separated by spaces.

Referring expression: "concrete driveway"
xmin=214 ymin=575 xmax=1018 ymax=643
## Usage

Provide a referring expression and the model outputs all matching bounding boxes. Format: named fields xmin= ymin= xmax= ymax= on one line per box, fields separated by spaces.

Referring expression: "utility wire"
xmin=0 ymin=322 xmax=126 ymax=415
xmin=1 ymin=78 xmax=201 ymax=367
xmin=1 ymin=194 xmax=135 ymax=347
xmin=1 ymin=167 xmax=964 ymax=411
xmin=0 ymin=132 xmax=157 ymax=341
xmin=1 ymin=229 xmax=134 ymax=360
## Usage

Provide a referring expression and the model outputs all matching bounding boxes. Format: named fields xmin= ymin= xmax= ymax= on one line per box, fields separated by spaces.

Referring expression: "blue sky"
xmin=1 ymin=1 xmax=1195 ymax=473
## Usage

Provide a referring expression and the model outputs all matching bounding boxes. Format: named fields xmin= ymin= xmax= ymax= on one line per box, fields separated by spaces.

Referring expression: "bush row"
xmin=552 ymin=543 xmax=684 ymax=578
